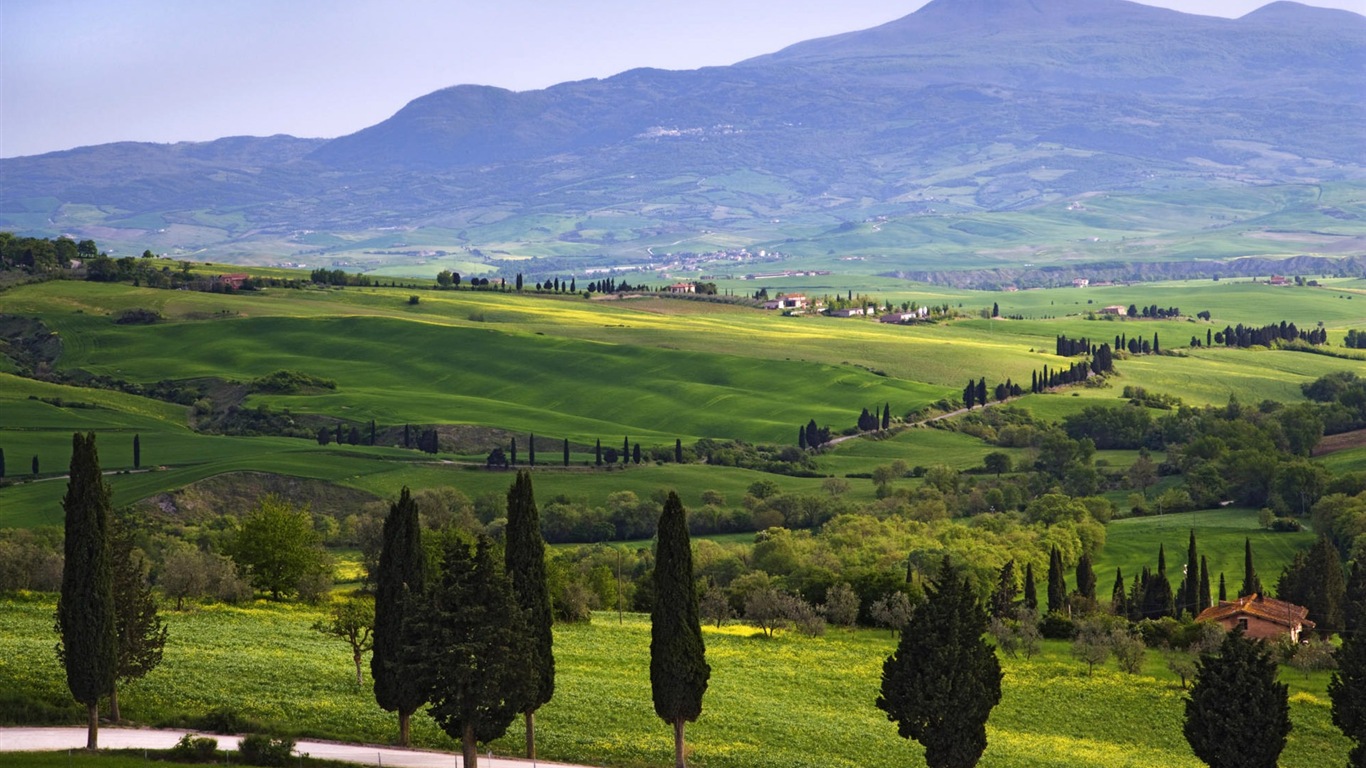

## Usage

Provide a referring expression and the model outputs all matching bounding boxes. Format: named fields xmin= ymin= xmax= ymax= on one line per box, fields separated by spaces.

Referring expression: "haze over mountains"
xmin=2 ymin=0 xmax=1363 ymax=267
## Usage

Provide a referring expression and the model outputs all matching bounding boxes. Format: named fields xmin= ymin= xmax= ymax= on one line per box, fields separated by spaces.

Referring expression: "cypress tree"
xmin=132 ymin=434 xmax=140 ymax=470
xmin=1198 ymin=556 xmax=1212 ymax=613
xmin=107 ymin=510 xmax=167 ymax=722
xmin=595 ymin=439 xmax=602 ymax=466
xmin=622 ymin=436 xmax=630 ymax=465
xmin=675 ymin=438 xmax=683 ymax=464
xmin=1345 ymin=561 xmax=1366 ymax=633
xmin=633 ymin=443 xmax=642 ymax=464
xmin=510 ymin=437 xmax=517 ymax=467
xmin=563 ymin=438 xmax=570 ymax=467
xmin=1184 ymin=629 xmax=1290 ymax=768
xmin=412 ymin=537 xmax=531 ymax=768
xmin=882 ymin=403 xmax=891 ymax=430
xmin=1023 ymin=562 xmax=1038 ymax=611
xmin=372 ymin=487 xmax=427 ymax=746
xmin=528 ymin=434 xmax=535 ymax=467
xmin=798 ymin=426 xmax=808 ymax=450
xmin=370 ymin=420 xmax=376 ymax=446
xmin=1183 ymin=530 xmax=1200 ymax=617
xmin=976 ymin=378 xmax=987 ymax=407
xmin=1075 ymin=552 xmax=1096 ymax=602
xmin=877 ymin=557 xmax=1002 ymax=768
xmin=1219 ymin=572 xmax=1227 ymax=602
xmin=32 ymin=454 xmax=39 ymax=476
xmin=651 ymin=492 xmax=710 ymax=768
xmin=1241 ymin=538 xmax=1263 ymax=597
xmin=1111 ymin=568 xmax=1128 ymax=617
xmin=1330 ymin=629 xmax=1366 ymax=767
xmin=1047 ymin=546 xmax=1067 ymax=614
xmin=56 ymin=432 xmax=116 ymax=750
xmin=990 ymin=560 xmax=1017 ymax=619
xmin=0 ymin=446 xmax=5 ymax=478
xmin=505 ymin=472 xmax=554 ymax=759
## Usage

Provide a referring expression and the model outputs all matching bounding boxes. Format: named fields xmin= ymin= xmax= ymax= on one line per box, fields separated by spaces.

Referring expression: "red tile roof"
xmin=1196 ymin=594 xmax=1315 ymax=629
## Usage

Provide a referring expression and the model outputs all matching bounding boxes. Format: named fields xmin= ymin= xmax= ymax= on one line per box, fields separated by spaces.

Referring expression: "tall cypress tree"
xmin=651 ymin=492 xmax=710 ymax=768
xmin=622 ymin=436 xmax=630 ymax=465
xmin=563 ymin=438 xmax=570 ymax=467
xmin=1184 ymin=629 xmax=1290 ymax=768
xmin=510 ymin=437 xmax=517 ymax=467
xmin=1111 ymin=568 xmax=1128 ymax=617
xmin=675 ymin=438 xmax=684 ymax=463
xmin=56 ymin=432 xmax=116 ymax=750
xmin=1241 ymin=538 xmax=1263 ymax=597
xmin=528 ymin=434 xmax=536 ymax=467
xmin=1047 ymin=546 xmax=1067 ymax=614
xmin=881 ymin=403 xmax=891 ymax=430
xmin=976 ymin=377 xmax=987 ymax=406
xmin=877 ymin=557 xmax=1003 ymax=768
xmin=0 ymin=446 xmax=5 ymax=478
xmin=108 ymin=510 xmax=167 ymax=722
xmin=1198 ymin=556 xmax=1212 ymax=613
xmin=990 ymin=560 xmax=1017 ymax=619
xmin=505 ymin=472 xmax=554 ymax=759
xmin=372 ymin=487 xmax=427 ymax=746
xmin=1023 ymin=562 xmax=1038 ymax=611
xmin=1075 ymin=551 xmax=1096 ymax=602
xmin=132 ymin=434 xmax=140 ymax=470
xmin=1346 ymin=561 xmax=1366 ymax=633
xmin=1182 ymin=530 xmax=1200 ymax=617
xmin=1219 ymin=572 xmax=1228 ymax=602
xmin=595 ymin=439 xmax=602 ymax=466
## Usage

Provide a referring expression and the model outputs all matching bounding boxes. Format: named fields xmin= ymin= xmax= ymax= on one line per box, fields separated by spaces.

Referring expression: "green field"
xmin=0 ymin=595 xmax=1349 ymax=768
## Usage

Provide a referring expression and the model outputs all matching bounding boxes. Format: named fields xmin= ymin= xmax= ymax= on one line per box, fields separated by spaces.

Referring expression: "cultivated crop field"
xmin=0 ymin=595 xmax=1349 ymax=768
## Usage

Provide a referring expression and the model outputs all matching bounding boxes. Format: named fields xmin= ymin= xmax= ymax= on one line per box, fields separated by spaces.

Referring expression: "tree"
xmin=983 ymin=452 xmax=1010 ymax=478
xmin=1276 ymin=536 xmax=1345 ymax=637
xmin=132 ymin=434 xmax=140 ymax=469
xmin=595 ymin=439 xmax=602 ymax=466
xmin=1181 ymin=530 xmax=1200 ymax=618
xmin=699 ymin=582 xmax=733 ymax=628
xmin=976 ymin=378 xmax=987 ymax=406
xmin=230 ymin=495 xmax=327 ymax=600
xmin=877 ymin=557 xmax=1003 ymax=768
xmin=510 ymin=437 xmax=517 ymax=466
xmin=963 ymin=380 xmax=976 ymax=409
xmin=564 ymin=437 xmax=571 ymax=467
xmin=1047 ymin=546 xmax=1067 ymax=614
xmin=651 ymin=491 xmax=710 ymax=768
xmin=410 ymin=537 xmax=531 ymax=768
xmin=504 ymin=472 xmax=554 ymax=759
xmin=313 ymin=598 xmax=374 ymax=686
xmin=1023 ymin=562 xmax=1038 ymax=611
xmin=1184 ymin=629 xmax=1290 ymax=768
xmin=675 ymin=438 xmax=684 ymax=463
xmin=528 ymin=434 xmax=535 ymax=467
xmin=991 ymin=560 xmax=1018 ymax=619
xmin=0 ymin=447 xmax=5 ymax=479
xmin=1330 ymin=630 xmax=1366 ymax=767
xmin=107 ymin=511 xmax=167 ymax=722
xmin=55 ymin=432 xmax=116 ymax=749
xmin=1075 ymin=552 xmax=1096 ymax=602
xmin=32 ymin=454 xmax=39 ymax=476
xmin=1241 ymin=538 xmax=1263 ymax=597
xmin=882 ymin=403 xmax=891 ymax=430
xmin=622 ymin=436 xmax=630 ymax=465
xmin=372 ymin=487 xmax=427 ymax=746
xmin=824 ymin=582 xmax=860 ymax=627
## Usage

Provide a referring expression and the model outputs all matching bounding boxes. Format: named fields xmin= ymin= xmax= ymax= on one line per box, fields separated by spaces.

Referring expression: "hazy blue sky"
xmin=2 ymin=0 xmax=1362 ymax=158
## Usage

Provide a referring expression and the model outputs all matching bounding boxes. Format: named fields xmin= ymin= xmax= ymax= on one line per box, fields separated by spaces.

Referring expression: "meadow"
xmin=5 ymin=273 xmax=1366 ymax=527
xmin=0 ymin=594 xmax=1350 ymax=768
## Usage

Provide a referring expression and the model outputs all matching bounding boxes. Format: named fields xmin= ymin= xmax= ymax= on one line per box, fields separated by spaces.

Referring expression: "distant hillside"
xmin=1 ymin=0 xmax=1362 ymax=270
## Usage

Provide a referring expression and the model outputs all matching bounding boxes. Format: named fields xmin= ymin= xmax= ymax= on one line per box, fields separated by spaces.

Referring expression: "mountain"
xmin=1 ymin=0 xmax=1362 ymax=266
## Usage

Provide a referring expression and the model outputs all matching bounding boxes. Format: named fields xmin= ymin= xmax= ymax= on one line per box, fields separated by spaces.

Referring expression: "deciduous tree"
xmin=1330 ymin=629 xmax=1366 ymax=767
xmin=313 ymin=598 xmax=374 ymax=686
xmin=108 ymin=510 xmax=167 ymax=721
xmin=651 ymin=492 xmax=710 ymax=768
xmin=877 ymin=557 xmax=1002 ymax=768
xmin=230 ymin=495 xmax=327 ymax=600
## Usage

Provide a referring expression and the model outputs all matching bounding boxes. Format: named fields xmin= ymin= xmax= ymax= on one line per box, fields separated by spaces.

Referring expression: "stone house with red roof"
xmin=1195 ymin=594 xmax=1314 ymax=642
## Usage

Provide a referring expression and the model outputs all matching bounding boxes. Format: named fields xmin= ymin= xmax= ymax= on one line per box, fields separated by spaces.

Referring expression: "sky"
xmin=2 ymin=0 xmax=1363 ymax=158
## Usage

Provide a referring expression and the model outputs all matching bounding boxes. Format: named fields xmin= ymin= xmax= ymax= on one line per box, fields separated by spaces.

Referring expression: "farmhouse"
xmin=1268 ymin=275 xmax=1290 ymax=286
xmin=763 ymin=294 xmax=809 ymax=310
xmin=1100 ymin=305 xmax=1128 ymax=316
xmin=218 ymin=273 xmax=250 ymax=289
xmin=1195 ymin=594 xmax=1315 ymax=642
xmin=828 ymin=307 xmax=866 ymax=317
xmin=667 ymin=282 xmax=696 ymax=294
xmin=1072 ymin=278 xmax=1090 ymax=288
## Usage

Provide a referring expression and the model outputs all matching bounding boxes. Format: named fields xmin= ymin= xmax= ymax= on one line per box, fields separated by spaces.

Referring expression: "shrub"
xmin=192 ymin=707 xmax=262 ymax=734
xmin=169 ymin=734 xmax=219 ymax=762
xmin=238 ymin=734 xmax=295 ymax=767
xmin=1038 ymin=611 xmax=1075 ymax=639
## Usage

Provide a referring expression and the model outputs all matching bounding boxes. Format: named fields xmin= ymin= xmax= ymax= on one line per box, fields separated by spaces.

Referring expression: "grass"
xmin=1094 ymin=508 xmax=1316 ymax=596
xmin=0 ymin=595 xmax=1349 ymax=768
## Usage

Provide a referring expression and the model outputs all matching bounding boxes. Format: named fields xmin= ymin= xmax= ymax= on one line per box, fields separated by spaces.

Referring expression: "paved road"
xmin=0 ymin=727 xmax=595 ymax=768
